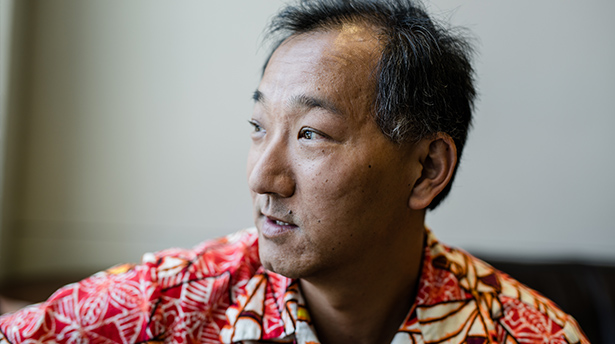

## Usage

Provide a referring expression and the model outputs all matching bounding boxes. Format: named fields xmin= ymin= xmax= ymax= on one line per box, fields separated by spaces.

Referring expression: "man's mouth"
xmin=265 ymin=215 xmax=297 ymax=227
xmin=260 ymin=214 xmax=298 ymax=238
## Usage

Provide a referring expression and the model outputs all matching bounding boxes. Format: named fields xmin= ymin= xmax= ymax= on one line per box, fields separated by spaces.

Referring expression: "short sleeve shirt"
xmin=0 ymin=228 xmax=589 ymax=343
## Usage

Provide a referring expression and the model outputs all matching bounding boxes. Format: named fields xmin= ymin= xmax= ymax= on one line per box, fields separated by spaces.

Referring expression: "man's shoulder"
xmin=0 ymin=228 xmax=263 ymax=344
xmin=423 ymin=234 xmax=589 ymax=343
xmin=143 ymin=227 xmax=261 ymax=286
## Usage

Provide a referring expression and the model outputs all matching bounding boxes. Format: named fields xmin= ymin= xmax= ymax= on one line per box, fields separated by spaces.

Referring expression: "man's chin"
xmin=260 ymin=259 xmax=302 ymax=279
xmin=258 ymin=243 xmax=304 ymax=279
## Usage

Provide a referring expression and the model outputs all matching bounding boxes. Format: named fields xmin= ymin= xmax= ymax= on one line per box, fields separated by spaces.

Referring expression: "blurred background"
xmin=0 ymin=0 xmax=614 ymax=340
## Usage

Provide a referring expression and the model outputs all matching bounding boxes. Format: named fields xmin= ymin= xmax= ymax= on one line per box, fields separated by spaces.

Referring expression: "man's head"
xmin=247 ymin=0 xmax=475 ymax=279
xmin=264 ymin=0 xmax=476 ymax=210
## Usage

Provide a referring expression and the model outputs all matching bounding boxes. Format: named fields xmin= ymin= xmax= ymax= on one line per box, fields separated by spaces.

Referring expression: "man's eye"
xmin=248 ymin=120 xmax=263 ymax=133
xmin=298 ymin=128 xmax=324 ymax=140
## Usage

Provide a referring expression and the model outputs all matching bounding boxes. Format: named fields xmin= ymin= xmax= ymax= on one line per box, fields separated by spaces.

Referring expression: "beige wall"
xmin=2 ymin=0 xmax=285 ymax=279
xmin=1 ymin=0 xmax=614 ymax=281
xmin=1 ymin=0 xmax=32 ymax=281
xmin=426 ymin=0 xmax=615 ymax=260
xmin=0 ymin=0 xmax=13 ymax=281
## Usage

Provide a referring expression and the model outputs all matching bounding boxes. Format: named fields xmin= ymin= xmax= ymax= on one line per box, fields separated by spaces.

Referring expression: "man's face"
xmin=247 ymin=26 xmax=422 ymax=279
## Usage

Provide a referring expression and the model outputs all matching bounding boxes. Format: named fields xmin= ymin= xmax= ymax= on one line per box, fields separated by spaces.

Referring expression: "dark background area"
xmin=485 ymin=259 xmax=615 ymax=344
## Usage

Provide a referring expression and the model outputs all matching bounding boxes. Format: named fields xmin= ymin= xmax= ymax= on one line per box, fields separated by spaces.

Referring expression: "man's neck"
xmin=299 ymin=226 xmax=425 ymax=344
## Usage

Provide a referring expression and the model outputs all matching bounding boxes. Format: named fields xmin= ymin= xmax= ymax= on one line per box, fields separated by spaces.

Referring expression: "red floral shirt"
xmin=0 ymin=228 xmax=589 ymax=343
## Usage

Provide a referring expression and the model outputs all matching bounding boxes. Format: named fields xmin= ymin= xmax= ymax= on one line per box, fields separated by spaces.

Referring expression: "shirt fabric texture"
xmin=0 ymin=228 xmax=589 ymax=343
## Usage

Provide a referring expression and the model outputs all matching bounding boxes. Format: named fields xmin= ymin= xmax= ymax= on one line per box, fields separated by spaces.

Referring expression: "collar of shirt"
xmin=220 ymin=229 xmax=504 ymax=344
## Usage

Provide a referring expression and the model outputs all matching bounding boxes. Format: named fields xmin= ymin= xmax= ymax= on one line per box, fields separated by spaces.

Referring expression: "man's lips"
xmin=264 ymin=214 xmax=296 ymax=226
xmin=260 ymin=214 xmax=299 ymax=238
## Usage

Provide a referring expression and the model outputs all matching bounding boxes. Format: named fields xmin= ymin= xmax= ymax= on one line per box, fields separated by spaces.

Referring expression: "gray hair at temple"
xmin=263 ymin=0 xmax=477 ymax=210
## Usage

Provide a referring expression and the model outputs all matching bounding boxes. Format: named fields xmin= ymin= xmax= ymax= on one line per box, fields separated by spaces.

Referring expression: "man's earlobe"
xmin=409 ymin=133 xmax=457 ymax=210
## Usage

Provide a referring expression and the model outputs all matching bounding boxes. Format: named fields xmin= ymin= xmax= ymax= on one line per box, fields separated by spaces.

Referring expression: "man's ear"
xmin=409 ymin=133 xmax=457 ymax=210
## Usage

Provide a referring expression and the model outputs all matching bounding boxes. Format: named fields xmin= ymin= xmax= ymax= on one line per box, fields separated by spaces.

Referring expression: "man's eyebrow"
xmin=252 ymin=90 xmax=342 ymax=117
xmin=252 ymin=90 xmax=263 ymax=103
xmin=289 ymin=94 xmax=342 ymax=116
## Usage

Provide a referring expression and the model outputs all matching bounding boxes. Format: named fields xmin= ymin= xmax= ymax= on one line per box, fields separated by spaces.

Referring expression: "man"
xmin=0 ymin=0 xmax=589 ymax=343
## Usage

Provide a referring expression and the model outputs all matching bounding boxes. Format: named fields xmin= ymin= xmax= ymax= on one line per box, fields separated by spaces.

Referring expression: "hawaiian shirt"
xmin=0 ymin=228 xmax=589 ymax=343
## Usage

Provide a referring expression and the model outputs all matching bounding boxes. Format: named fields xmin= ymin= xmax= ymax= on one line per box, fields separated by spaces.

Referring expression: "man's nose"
xmin=248 ymin=138 xmax=295 ymax=198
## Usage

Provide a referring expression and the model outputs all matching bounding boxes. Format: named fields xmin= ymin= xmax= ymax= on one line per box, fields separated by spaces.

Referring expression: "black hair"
xmin=264 ymin=0 xmax=476 ymax=210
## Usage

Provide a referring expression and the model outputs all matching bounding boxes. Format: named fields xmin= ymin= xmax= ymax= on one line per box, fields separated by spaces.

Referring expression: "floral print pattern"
xmin=0 ymin=228 xmax=588 ymax=343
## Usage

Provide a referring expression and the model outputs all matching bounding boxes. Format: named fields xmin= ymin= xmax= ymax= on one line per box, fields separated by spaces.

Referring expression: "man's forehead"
xmin=273 ymin=25 xmax=380 ymax=71
xmin=334 ymin=22 xmax=381 ymax=50
xmin=253 ymin=25 xmax=381 ymax=125
xmin=262 ymin=29 xmax=379 ymax=92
